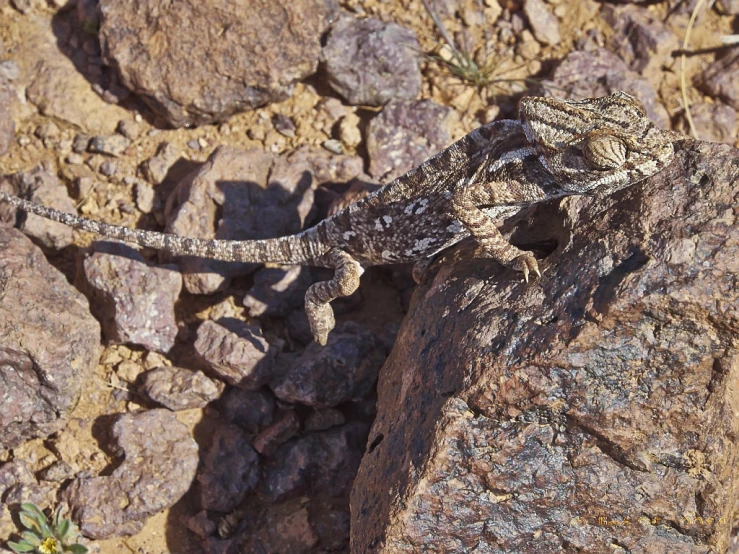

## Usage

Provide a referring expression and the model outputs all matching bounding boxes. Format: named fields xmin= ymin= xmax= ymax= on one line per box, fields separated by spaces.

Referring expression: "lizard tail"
xmin=0 ymin=192 xmax=330 ymax=264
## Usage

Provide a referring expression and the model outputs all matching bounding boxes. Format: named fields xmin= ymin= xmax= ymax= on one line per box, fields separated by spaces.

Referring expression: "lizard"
xmin=0 ymin=91 xmax=676 ymax=345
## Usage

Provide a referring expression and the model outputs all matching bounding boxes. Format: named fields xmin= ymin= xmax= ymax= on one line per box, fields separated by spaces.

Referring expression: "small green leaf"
xmin=20 ymin=530 xmax=42 ymax=546
xmin=18 ymin=512 xmax=41 ymax=533
xmin=7 ymin=539 xmax=37 ymax=553
xmin=56 ymin=518 xmax=71 ymax=540
xmin=64 ymin=544 xmax=89 ymax=554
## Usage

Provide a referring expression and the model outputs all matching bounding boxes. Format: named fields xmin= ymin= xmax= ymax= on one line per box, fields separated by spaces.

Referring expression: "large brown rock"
xmin=351 ymin=140 xmax=739 ymax=553
xmin=97 ymin=0 xmax=339 ymax=127
xmin=0 ymin=227 xmax=101 ymax=451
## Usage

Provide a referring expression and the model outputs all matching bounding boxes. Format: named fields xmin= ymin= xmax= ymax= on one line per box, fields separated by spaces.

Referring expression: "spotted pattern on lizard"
xmin=0 ymin=92 xmax=677 ymax=344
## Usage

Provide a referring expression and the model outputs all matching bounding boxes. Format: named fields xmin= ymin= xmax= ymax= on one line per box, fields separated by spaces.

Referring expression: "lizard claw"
xmin=511 ymin=252 xmax=540 ymax=283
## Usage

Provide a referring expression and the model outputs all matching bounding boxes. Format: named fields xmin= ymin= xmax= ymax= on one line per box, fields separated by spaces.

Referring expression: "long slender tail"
xmin=0 ymin=192 xmax=330 ymax=264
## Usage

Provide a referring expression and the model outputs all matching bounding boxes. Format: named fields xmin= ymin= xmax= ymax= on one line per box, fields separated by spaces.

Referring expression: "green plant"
xmin=421 ymin=0 xmax=533 ymax=95
xmin=6 ymin=503 xmax=87 ymax=554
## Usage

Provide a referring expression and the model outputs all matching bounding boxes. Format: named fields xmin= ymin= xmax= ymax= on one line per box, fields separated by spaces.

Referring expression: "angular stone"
xmin=367 ymin=99 xmax=455 ymax=182
xmin=194 ymin=319 xmax=275 ymax=390
xmin=243 ymin=265 xmax=312 ymax=318
xmin=523 ymin=0 xmax=560 ymax=46
xmin=324 ymin=16 xmax=422 ymax=106
xmin=0 ymin=163 xmax=76 ymax=250
xmin=263 ymin=422 xmax=368 ymax=501
xmin=64 ymin=409 xmax=198 ymax=539
xmin=601 ymin=4 xmax=679 ymax=74
xmin=696 ymin=51 xmax=739 ymax=111
xmin=98 ymin=0 xmax=338 ymax=127
xmin=351 ymin=140 xmax=739 ymax=552
xmin=216 ymin=388 xmax=275 ymax=432
xmin=0 ymin=227 xmax=100 ymax=451
xmin=142 ymin=142 xmax=179 ymax=184
xmin=270 ymin=322 xmax=386 ymax=408
xmin=142 ymin=366 xmax=224 ymax=411
xmin=88 ymin=134 xmax=131 ymax=157
xmin=197 ymin=424 xmax=260 ymax=513
xmin=78 ymin=241 xmax=182 ymax=353
xmin=253 ymin=410 xmax=300 ymax=456
xmin=546 ymin=48 xmax=670 ymax=128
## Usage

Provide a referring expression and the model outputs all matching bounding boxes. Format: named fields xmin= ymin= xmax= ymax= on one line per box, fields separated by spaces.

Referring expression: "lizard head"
xmin=519 ymin=91 xmax=674 ymax=196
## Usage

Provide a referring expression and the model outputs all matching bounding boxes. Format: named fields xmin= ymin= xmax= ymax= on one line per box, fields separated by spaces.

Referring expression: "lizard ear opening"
xmin=582 ymin=132 xmax=628 ymax=170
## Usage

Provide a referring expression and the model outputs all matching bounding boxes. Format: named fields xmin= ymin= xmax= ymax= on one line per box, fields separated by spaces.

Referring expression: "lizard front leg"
xmin=304 ymin=249 xmax=364 ymax=345
xmin=450 ymin=180 xmax=541 ymax=282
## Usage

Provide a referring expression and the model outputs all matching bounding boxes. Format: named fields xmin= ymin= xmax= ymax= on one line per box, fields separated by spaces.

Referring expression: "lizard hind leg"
xmin=304 ymin=249 xmax=364 ymax=345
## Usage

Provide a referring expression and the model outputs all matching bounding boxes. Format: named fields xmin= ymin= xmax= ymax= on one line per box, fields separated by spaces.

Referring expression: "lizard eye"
xmin=582 ymin=133 xmax=627 ymax=170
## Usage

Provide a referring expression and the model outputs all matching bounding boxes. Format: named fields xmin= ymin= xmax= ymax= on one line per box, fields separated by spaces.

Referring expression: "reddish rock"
xmin=270 ymin=322 xmax=386 ymax=408
xmin=78 ymin=241 xmax=182 ymax=353
xmin=367 ymin=99 xmax=455 ymax=182
xmin=253 ymin=410 xmax=301 ymax=456
xmin=350 ymin=140 xmax=739 ymax=552
xmin=197 ymin=424 xmax=260 ymax=513
xmin=194 ymin=319 xmax=275 ymax=390
xmin=97 ymin=0 xmax=338 ymax=127
xmin=323 ymin=16 xmax=422 ymax=107
xmin=0 ymin=163 xmax=76 ymax=250
xmin=547 ymin=48 xmax=670 ymax=128
xmin=0 ymin=227 xmax=100 ymax=451
xmin=141 ymin=365 xmax=224 ymax=410
xmin=696 ymin=50 xmax=739 ymax=111
xmin=64 ymin=409 xmax=198 ymax=539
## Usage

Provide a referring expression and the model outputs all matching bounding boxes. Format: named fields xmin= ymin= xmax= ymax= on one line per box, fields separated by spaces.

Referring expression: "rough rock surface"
xmin=270 ymin=322 xmax=386 ymax=408
xmin=197 ymin=424 xmax=260 ymax=513
xmin=141 ymin=365 xmax=224 ymax=410
xmin=351 ymin=140 xmax=739 ymax=552
xmin=263 ymin=422 xmax=368 ymax=502
xmin=216 ymin=387 xmax=275 ymax=433
xmin=601 ymin=4 xmax=678 ymax=74
xmin=0 ymin=227 xmax=101 ymax=451
xmin=64 ymin=409 xmax=198 ymax=539
xmin=546 ymin=48 xmax=670 ymax=128
xmin=523 ymin=0 xmax=561 ymax=46
xmin=97 ymin=0 xmax=338 ymax=127
xmin=164 ymin=145 xmax=361 ymax=294
xmin=684 ymin=102 xmax=738 ymax=144
xmin=323 ymin=16 xmax=422 ymax=106
xmin=194 ymin=319 xmax=275 ymax=390
xmin=243 ymin=265 xmax=313 ymax=318
xmin=696 ymin=50 xmax=739 ymax=111
xmin=367 ymin=99 xmax=455 ymax=182
xmin=0 ymin=163 xmax=76 ymax=250
xmin=78 ymin=241 xmax=182 ymax=353
xmin=21 ymin=17 xmax=128 ymax=134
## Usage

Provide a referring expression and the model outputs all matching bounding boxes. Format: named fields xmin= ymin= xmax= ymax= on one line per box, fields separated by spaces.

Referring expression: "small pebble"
xmin=72 ymin=133 xmax=91 ymax=153
xmin=273 ymin=113 xmax=296 ymax=137
xmin=197 ymin=137 xmax=209 ymax=148
xmin=322 ymin=139 xmax=343 ymax=154
xmin=17 ymin=135 xmax=30 ymax=147
xmin=66 ymin=153 xmax=84 ymax=165
xmin=99 ymin=160 xmax=117 ymax=176
xmin=88 ymin=134 xmax=131 ymax=157
xmin=187 ymin=139 xmax=200 ymax=150
xmin=117 ymin=119 xmax=142 ymax=140
xmin=35 ymin=122 xmax=59 ymax=140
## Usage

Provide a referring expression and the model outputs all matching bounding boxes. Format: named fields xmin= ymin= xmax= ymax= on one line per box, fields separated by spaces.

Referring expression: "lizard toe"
xmin=510 ymin=252 xmax=540 ymax=283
